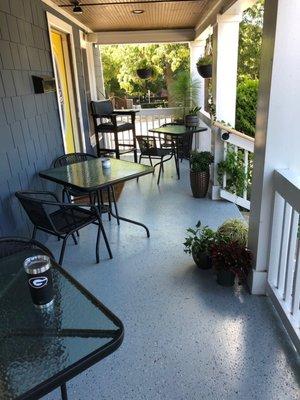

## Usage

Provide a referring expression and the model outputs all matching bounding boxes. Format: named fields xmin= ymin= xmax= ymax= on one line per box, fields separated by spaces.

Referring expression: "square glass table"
xmin=149 ymin=124 xmax=208 ymax=179
xmin=39 ymin=158 xmax=154 ymax=237
xmin=0 ymin=249 xmax=124 ymax=400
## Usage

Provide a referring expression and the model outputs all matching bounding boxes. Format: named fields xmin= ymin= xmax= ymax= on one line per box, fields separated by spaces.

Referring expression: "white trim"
xmin=220 ymin=189 xmax=251 ymax=210
xmin=87 ymin=29 xmax=195 ymax=45
xmin=80 ymin=32 xmax=97 ymax=101
xmin=47 ymin=12 xmax=86 ymax=152
xmin=42 ymin=0 xmax=93 ymax=33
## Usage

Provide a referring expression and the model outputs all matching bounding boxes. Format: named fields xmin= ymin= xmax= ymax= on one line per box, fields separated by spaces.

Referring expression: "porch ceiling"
xmin=51 ymin=0 xmax=211 ymax=32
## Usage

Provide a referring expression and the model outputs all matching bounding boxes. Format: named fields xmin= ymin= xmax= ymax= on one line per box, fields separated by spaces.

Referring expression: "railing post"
xmin=211 ymin=126 xmax=223 ymax=200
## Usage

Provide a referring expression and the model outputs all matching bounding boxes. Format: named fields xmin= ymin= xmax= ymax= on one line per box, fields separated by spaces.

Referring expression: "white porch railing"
xmin=267 ymin=169 xmax=300 ymax=350
xmin=105 ymin=107 xmax=179 ymax=149
xmin=212 ymin=121 xmax=255 ymax=210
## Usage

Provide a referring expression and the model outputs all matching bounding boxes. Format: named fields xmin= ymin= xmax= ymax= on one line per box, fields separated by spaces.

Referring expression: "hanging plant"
xmin=196 ymin=54 xmax=213 ymax=78
xmin=136 ymin=59 xmax=153 ymax=79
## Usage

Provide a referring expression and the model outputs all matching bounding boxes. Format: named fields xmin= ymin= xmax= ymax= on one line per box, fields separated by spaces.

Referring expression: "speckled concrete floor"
xmin=44 ymin=160 xmax=300 ymax=400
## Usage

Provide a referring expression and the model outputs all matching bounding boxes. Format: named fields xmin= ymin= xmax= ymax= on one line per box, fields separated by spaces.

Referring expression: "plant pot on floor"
xmin=185 ymin=115 xmax=199 ymax=127
xmin=197 ymin=64 xmax=212 ymax=79
xmin=192 ymin=249 xmax=212 ymax=269
xmin=190 ymin=170 xmax=209 ymax=198
xmin=137 ymin=68 xmax=153 ymax=79
xmin=216 ymin=270 xmax=235 ymax=287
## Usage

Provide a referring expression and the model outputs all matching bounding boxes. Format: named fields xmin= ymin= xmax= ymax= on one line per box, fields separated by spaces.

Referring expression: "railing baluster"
xmin=222 ymin=141 xmax=227 ymax=190
xmin=243 ymin=150 xmax=249 ymax=200
xmin=291 ymin=239 xmax=300 ymax=327
xmin=277 ymin=202 xmax=292 ymax=296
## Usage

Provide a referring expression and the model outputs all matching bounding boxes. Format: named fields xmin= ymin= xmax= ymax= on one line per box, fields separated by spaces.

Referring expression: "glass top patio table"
xmin=39 ymin=157 xmax=154 ymax=193
xmin=0 ymin=249 xmax=124 ymax=400
xmin=149 ymin=124 xmax=207 ymax=136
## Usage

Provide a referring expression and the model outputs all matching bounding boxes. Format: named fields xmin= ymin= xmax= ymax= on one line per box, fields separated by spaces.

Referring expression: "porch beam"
xmin=249 ymin=0 xmax=300 ymax=294
xmin=87 ymin=29 xmax=195 ymax=45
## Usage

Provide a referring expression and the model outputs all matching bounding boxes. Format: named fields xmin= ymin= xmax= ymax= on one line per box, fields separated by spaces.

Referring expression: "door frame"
xmin=47 ymin=12 xmax=86 ymax=153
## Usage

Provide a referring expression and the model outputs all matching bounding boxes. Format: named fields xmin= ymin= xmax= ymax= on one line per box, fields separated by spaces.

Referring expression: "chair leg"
xmin=111 ymin=185 xmax=120 ymax=225
xmin=157 ymin=158 xmax=164 ymax=185
xmin=107 ymin=187 xmax=112 ymax=221
xmin=60 ymin=383 xmax=68 ymax=400
xmin=59 ymin=236 xmax=69 ymax=265
xmin=95 ymin=224 xmax=101 ymax=263
xmin=71 ymin=233 xmax=78 ymax=245
xmin=100 ymin=220 xmax=113 ymax=259
xmin=31 ymin=227 xmax=37 ymax=240
xmin=161 ymin=157 xmax=164 ymax=172
xmin=148 ymin=156 xmax=153 ymax=166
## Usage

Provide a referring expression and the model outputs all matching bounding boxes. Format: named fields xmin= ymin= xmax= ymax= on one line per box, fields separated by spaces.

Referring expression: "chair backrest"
xmin=53 ymin=152 xmax=97 ymax=168
xmin=0 ymin=237 xmax=54 ymax=260
xmin=15 ymin=192 xmax=57 ymax=233
xmin=91 ymin=100 xmax=114 ymax=117
xmin=136 ymin=136 xmax=158 ymax=155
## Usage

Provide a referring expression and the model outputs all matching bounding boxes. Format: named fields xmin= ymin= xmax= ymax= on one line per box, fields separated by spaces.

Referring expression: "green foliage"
xmin=101 ymin=43 xmax=190 ymax=97
xmin=190 ymin=151 xmax=214 ymax=173
xmin=216 ymin=219 xmax=248 ymax=247
xmin=217 ymin=149 xmax=247 ymax=196
xmin=236 ymin=78 xmax=259 ymax=137
xmin=238 ymin=0 xmax=264 ymax=81
xmin=188 ymin=106 xmax=201 ymax=116
xmin=196 ymin=54 xmax=212 ymax=66
xmin=169 ymin=71 xmax=200 ymax=119
xmin=184 ymin=221 xmax=216 ymax=255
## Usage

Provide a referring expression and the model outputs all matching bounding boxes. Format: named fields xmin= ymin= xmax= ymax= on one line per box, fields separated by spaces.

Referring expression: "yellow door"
xmin=51 ymin=31 xmax=75 ymax=153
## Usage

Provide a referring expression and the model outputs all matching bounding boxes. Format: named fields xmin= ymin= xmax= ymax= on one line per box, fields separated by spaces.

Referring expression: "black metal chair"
xmin=136 ymin=135 xmax=175 ymax=185
xmin=15 ymin=191 xmax=112 ymax=265
xmin=0 ymin=237 xmax=55 ymax=260
xmin=91 ymin=100 xmax=138 ymax=161
xmin=53 ymin=153 xmax=120 ymax=225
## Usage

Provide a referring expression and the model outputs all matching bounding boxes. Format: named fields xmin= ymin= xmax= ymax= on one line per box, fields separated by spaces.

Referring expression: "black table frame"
xmin=3 ymin=261 xmax=124 ymax=400
xmin=149 ymin=125 xmax=208 ymax=180
xmin=39 ymin=160 xmax=154 ymax=238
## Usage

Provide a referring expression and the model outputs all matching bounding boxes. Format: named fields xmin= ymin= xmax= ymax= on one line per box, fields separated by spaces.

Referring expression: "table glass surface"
xmin=39 ymin=158 xmax=154 ymax=191
xmin=149 ymin=124 xmax=207 ymax=136
xmin=0 ymin=249 xmax=122 ymax=399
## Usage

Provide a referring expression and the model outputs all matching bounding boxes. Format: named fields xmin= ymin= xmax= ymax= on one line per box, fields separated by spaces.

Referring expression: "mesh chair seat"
xmin=96 ymin=121 xmax=134 ymax=133
xmin=141 ymin=147 xmax=173 ymax=158
xmin=0 ymin=237 xmax=54 ymax=260
xmin=50 ymin=206 xmax=98 ymax=234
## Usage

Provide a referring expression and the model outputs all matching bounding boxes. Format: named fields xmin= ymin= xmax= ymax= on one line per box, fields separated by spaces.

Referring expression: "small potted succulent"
xmin=136 ymin=60 xmax=153 ymax=79
xmin=211 ymin=241 xmax=252 ymax=287
xmin=196 ymin=54 xmax=212 ymax=78
xmin=190 ymin=151 xmax=214 ymax=198
xmin=185 ymin=106 xmax=201 ymax=127
xmin=184 ymin=221 xmax=215 ymax=269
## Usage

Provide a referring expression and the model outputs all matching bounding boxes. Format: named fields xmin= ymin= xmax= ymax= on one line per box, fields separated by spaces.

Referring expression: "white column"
xmin=93 ymin=45 xmax=105 ymax=100
xmin=249 ymin=0 xmax=300 ymax=294
xmin=190 ymin=39 xmax=211 ymax=151
xmin=211 ymin=12 xmax=242 ymax=199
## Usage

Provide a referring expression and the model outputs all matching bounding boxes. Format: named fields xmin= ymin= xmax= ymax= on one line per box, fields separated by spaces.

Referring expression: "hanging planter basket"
xmin=137 ymin=68 xmax=153 ymax=79
xmin=197 ymin=64 xmax=212 ymax=79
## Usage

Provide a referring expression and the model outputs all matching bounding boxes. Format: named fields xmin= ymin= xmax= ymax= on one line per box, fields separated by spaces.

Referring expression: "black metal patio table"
xmin=149 ymin=124 xmax=208 ymax=179
xmin=39 ymin=158 xmax=154 ymax=237
xmin=0 ymin=248 xmax=124 ymax=400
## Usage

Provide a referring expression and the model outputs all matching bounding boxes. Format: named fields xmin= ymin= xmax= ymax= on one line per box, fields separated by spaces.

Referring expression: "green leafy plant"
xmin=217 ymin=149 xmax=248 ymax=197
xmin=184 ymin=221 xmax=215 ymax=255
xmin=236 ymin=78 xmax=259 ymax=137
xmin=216 ymin=218 xmax=248 ymax=246
xmin=196 ymin=54 xmax=212 ymax=66
xmin=169 ymin=71 xmax=200 ymax=119
xmin=190 ymin=151 xmax=214 ymax=173
xmin=187 ymin=106 xmax=201 ymax=116
xmin=211 ymin=241 xmax=252 ymax=284
xmin=136 ymin=59 xmax=152 ymax=70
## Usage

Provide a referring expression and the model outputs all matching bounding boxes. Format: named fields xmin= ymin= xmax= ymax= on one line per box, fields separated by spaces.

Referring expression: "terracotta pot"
xmin=216 ymin=270 xmax=235 ymax=287
xmin=185 ymin=115 xmax=199 ymax=127
xmin=197 ymin=64 xmax=212 ymax=79
xmin=137 ymin=68 xmax=153 ymax=79
xmin=192 ymin=250 xmax=212 ymax=269
xmin=190 ymin=170 xmax=209 ymax=198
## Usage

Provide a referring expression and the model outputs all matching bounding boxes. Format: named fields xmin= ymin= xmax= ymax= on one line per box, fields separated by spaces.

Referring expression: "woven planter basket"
xmin=190 ymin=170 xmax=209 ymax=198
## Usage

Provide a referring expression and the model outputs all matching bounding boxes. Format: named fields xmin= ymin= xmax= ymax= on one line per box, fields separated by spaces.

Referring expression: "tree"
xmin=101 ymin=43 xmax=190 ymax=102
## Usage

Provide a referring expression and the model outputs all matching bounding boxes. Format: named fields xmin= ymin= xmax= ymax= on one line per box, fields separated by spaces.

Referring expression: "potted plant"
xmin=169 ymin=71 xmax=200 ymax=123
xmin=136 ymin=60 xmax=153 ymax=79
xmin=184 ymin=221 xmax=215 ymax=269
xmin=196 ymin=54 xmax=212 ymax=78
xmin=211 ymin=241 xmax=252 ymax=287
xmin=216 ymin=218 xmax=248 ymax=246
xmin=190 ymin=151 xmax=214 ymax=198
xmin=185 ymin=106 xmax=201 ymax=127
